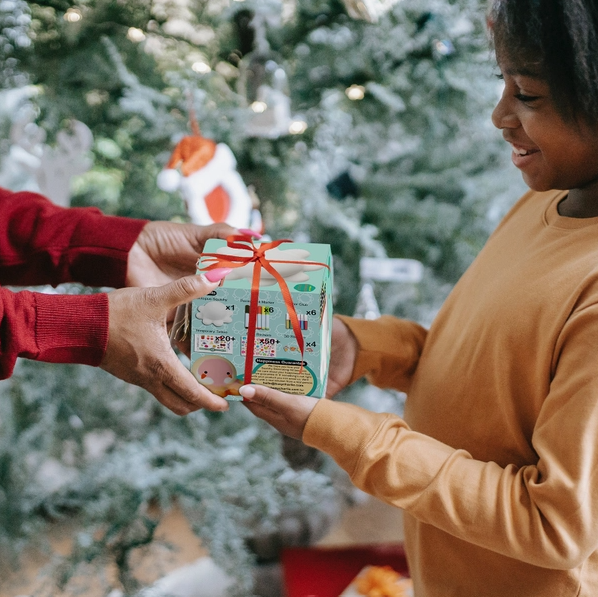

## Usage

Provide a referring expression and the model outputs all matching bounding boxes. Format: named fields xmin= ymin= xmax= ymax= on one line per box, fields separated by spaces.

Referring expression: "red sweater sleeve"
xmin=0 ymin=188 xmax=148 ymax=377
xmin=0 ymin=187 xmax=146 ymax=287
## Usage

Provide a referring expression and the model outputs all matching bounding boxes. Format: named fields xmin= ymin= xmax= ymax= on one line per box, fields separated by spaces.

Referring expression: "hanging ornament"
xmin=245 ymin=58 xmax=294 ymax=138
xmin=353 ymin=282 xmax=381 ymax=320
xmin=237 ymin=12 xmax=301 ymax=139
xmin=342 ymin=0 xmax=401 ymax=23
xmin=9 ymin=116 xmax=93 ymax=207
xmin=157 ymin=108 xmax=253 ymax=230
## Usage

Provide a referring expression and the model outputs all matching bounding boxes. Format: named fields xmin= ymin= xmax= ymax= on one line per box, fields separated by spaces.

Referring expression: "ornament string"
xmin=200 ymin=235 xmax=329 ymax=384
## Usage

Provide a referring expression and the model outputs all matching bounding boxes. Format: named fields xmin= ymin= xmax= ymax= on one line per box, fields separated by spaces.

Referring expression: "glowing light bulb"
xmin=345 ymin=84 xmax=365 ymax=100
xmin=289 ymin=120 xmax=308 ymax=135
xmin=64 ymin=8 xmax=82 ymax=22
xmin=192 ymin=61 xmax=212 ymax=74
xmin=127 ymin=27 xmax=146 ymax=42
xmin=251 ymin=101 xmax=267 ymax=113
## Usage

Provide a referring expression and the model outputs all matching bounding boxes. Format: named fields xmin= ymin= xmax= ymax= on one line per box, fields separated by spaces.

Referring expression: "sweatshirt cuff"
xmin=336 ymin=314 xmax=427 ymax=389
xmin=34 ymin=292 xmax=109 ymax=365
xmin=68 ymin=211 xmax=148 ymax=288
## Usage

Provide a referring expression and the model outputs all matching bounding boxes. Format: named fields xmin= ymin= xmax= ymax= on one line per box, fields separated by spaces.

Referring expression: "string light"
xmin=64 ymin=8 xmax=82 ymax=22
xmin=345 ymin=84 xmax=366 ymax=100
xmin=251 ymin=101 xmax=267 ymax=114
xmin=127 ymin=27 xmax=146 ymax=42
xmin=289 ymin=120 xmax=308 ymax=135
xmin=192 ymin=61 xmax=212 ymax=74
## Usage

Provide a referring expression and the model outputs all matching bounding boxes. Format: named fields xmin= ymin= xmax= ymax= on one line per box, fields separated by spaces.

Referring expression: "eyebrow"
xmin=502 ymin=65 xmax=544 ymax=79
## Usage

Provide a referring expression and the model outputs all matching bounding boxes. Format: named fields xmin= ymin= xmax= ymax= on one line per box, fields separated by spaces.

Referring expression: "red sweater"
xmin=0 ymin=187 xmax=147 ymax=377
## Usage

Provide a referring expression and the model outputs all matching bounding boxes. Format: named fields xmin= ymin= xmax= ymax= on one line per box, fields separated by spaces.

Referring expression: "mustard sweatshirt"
xmin=304 ymin=189 xmax=598 ymax=597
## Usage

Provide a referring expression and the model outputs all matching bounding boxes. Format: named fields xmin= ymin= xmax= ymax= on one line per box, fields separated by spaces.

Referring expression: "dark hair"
xmin=489 ymin=0 xmax=598 ymax=125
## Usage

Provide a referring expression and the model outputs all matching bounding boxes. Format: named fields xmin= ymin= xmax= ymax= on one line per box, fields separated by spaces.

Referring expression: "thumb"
xmin=154 ymin=269 xmax=231 ymax=310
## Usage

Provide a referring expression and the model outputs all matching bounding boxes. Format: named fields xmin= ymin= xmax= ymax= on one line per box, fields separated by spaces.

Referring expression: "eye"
xmin=495 ymin=73 xmax=504 ymax=80
xmin=514 ymin=93 xmax=540 ymax=103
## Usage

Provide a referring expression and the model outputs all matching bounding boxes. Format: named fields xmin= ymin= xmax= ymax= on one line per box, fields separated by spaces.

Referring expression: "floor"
xmin=0 ymin=496 xmax=404 ymax=597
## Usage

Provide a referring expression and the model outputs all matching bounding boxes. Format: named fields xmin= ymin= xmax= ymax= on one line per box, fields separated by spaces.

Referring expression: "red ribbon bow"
xmin=200 ymin=235 xmax=328 ymax=385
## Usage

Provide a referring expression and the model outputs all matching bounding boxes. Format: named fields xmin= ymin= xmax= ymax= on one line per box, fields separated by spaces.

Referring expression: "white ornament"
xmin=10 ymin=117 xmax=93 ymax=207
xmin=360 ymin=257 xmax=423 ymax=283
xmin=353 ymin=282 xmax=381 ymax=320
xmin=342 ymin=0 xmax=401 ymax=23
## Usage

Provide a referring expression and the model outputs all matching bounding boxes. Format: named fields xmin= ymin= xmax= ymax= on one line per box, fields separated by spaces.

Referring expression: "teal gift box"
xmin=190 ymin=238 xmax=333 ymax=401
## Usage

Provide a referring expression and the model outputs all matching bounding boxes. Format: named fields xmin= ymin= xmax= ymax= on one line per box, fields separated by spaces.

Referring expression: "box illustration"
xmin=191 ymin=237 xmax=333 ymax=400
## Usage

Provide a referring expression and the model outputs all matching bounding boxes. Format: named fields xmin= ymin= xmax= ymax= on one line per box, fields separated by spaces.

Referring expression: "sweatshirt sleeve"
xmin=337 ymin=314 xmax=428 ymax=392
xmin=0 ymin=188 xmax=147 ymax=288
xmin=305 ymin=303 xmax=598 ymax=569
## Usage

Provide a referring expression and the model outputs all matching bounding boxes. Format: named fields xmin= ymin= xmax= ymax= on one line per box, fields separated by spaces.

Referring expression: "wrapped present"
xmin=281 ymin=545 xmax=409 ymax=597
xmin=190 ymin=236 xmax=333 ymax=399
xmin=340 ymin=565 xmax=414 ymax=597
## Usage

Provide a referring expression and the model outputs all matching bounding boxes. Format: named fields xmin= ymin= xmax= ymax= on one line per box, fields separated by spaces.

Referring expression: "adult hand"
xmin=101 ymin=269 xmax=232 ymax=415
xmin=240 ymin=385 xmax=319 ymax=440
xmin=325 ymin=316 xmax=358 ymax=398
xmin=126 ymin=221 xmax=235 ymax=288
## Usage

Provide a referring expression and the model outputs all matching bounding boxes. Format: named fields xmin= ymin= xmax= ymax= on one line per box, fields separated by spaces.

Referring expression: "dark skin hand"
xmin=99 ymin=221 xmax=235 ymax=415
xmin=241 ymin=317 xmax=359 ymax=438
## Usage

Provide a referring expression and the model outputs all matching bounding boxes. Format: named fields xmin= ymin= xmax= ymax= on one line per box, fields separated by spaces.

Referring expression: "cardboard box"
xmin=190 ymin=238 xmax=333 ymax=400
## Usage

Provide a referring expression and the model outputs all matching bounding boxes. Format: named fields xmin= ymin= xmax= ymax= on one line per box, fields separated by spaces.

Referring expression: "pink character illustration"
xmin=191 ymin=355 xmax=242 ymax=398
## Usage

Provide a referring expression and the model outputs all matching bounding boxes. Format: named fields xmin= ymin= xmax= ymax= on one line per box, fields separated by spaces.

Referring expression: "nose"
xmin=491 ymin=89 xmax=520 ymax=130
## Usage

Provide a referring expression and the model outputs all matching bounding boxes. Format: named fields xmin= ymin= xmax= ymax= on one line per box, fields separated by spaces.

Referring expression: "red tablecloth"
xmin=282 ymin=544 xmax=409 ymax=597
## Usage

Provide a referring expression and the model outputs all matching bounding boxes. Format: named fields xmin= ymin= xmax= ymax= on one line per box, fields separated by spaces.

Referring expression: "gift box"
xmin=190 ymin=237 xmax=333 ymax=400
xmin=282 ymin=544 xmax=410 ymax=597
xmin=339 ymin=565 xmax=413 ymax=597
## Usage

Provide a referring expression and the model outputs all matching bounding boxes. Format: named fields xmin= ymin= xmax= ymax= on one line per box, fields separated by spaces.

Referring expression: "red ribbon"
xmin=200 ymin=235 xmax=328 ymax=384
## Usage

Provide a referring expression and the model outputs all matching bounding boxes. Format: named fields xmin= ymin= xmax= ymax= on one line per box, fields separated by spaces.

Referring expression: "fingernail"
xmin=204 ymin=267 xmax=232 ymax=283
xmin=238 ymin=228 xmax=262 ymax=239
xmin=239 ymin=385 xmax=256 ymax=399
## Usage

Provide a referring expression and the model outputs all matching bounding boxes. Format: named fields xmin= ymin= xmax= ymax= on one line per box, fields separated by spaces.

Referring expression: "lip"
xmin=508 ymin=142 xmax=540 ymax=170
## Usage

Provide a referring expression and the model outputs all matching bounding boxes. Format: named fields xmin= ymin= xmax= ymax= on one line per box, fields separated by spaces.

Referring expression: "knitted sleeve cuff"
xmin=34 ymin=291 xmax=109 ymax=365
xmin=67 ymin=211 xmax=148 ymax=288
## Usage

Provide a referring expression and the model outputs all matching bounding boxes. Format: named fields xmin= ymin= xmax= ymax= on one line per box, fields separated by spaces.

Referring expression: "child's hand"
xmin=240 ymin=385 xmax=319 ymax=440
xmin=326 ymin=317 xmax=358 ymax=398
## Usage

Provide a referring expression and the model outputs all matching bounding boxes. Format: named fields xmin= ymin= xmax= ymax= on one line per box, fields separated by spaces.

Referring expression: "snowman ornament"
xmin=157 ymin=126 xmax=253 ymax=229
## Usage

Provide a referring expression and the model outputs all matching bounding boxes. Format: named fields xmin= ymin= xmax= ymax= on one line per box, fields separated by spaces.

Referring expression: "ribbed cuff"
xmin=336 ymin=314 xmax=386 ymax=384
xmin=68 ymin=211 xmax=148 ymax=288
xmin=336 ymin=314 xmax=427 ymax=390
xmin=34 ymin=292 xmax=109 ymax=365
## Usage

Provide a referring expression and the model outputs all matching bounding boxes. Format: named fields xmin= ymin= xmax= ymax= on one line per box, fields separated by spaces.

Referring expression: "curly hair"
xmin=489 ymin=0 xmax=598 ymax=125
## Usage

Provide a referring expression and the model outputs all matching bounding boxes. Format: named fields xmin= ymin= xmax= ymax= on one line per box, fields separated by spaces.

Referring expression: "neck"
xmin=558 ymin=182 xmax=598 ymax=218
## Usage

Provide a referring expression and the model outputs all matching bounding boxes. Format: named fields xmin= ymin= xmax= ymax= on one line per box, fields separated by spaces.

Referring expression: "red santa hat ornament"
xmin=157 ymin=118 xmax=253 ymax=229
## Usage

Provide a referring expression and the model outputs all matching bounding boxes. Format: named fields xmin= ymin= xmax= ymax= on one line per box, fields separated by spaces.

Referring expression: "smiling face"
xmin=491 ymin=57 xmax=598 ymax=216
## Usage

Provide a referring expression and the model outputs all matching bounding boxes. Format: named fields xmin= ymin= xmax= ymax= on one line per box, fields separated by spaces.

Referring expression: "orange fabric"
xmin=304 ymin=189 xmax=598 ymax=596
xmin=204 ymin=185 xmax=230 ymax=222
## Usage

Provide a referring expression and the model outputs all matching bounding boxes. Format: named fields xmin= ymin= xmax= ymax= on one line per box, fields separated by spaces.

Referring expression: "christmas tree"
xmin=0 ymin=1 xmax=524 ymax=595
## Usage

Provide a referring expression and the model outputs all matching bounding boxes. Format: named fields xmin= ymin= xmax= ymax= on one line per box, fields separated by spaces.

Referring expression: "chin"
xmin=522 ymin=174 xmax=554 ymax=192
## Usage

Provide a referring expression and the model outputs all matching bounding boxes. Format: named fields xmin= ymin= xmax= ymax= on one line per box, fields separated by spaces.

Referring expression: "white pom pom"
xmin=157 ymin=169 xmax=182 ymax=192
